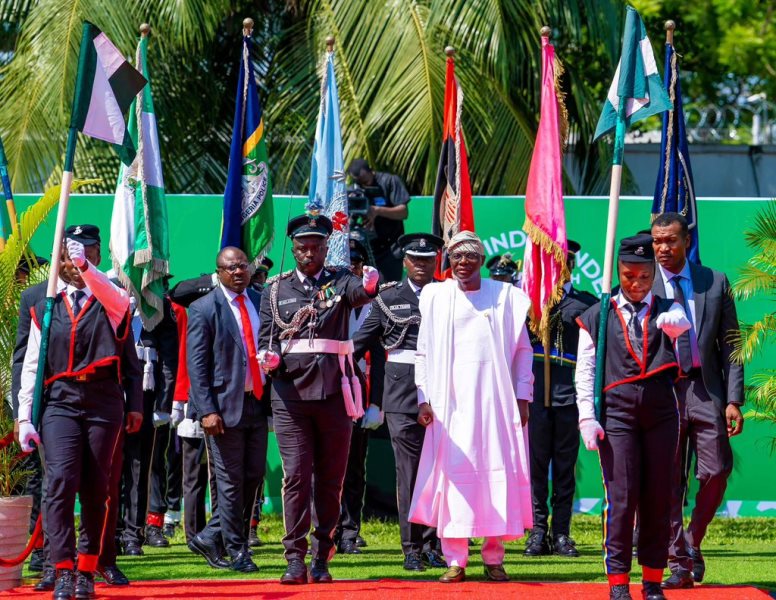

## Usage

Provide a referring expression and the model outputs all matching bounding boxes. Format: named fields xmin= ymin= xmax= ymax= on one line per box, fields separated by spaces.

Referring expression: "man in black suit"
xmin=525 ymin=240 xmax=597 ymax=558
xmin=651 ymin=213 xmax=744 ymax=589
xmin=259 ymin=213 xmax=378 ymax=584
xmin=186 ymin=246 xmax=269 ymax=574
xmin=352 ymin=233 xmax=446 ymax=572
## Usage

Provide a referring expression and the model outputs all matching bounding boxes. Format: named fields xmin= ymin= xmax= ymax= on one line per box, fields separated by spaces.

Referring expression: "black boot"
xmin=35 ymin=567 xmax=56 ymax=592
xmin=609 ymin=583 xmax=632 ymax=600
xmin=641 ymin=581 xmax=666 ymax=600
xmin=145 ymin=525 xmax=170 ymax=548
xmin=552 ymin=533 xmax=580 ymax=557
xmin=310 ymin=558 xmax=333 ymax=583
xmin=52 ymin=569 xmax=75 ymax=600
xmin=524 ymin=529 xmax=551 ymax=556
xmin=74 ymin=571 xmax=95 ymax=600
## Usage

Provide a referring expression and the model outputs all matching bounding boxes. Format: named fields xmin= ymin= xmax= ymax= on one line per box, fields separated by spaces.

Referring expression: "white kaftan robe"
xmin=408 ymin=278 xmax=534 ymax=538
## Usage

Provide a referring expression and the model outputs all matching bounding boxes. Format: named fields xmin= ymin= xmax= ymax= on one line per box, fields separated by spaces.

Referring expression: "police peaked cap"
xmin=287 ymin=214 xmax=333 ymax=238
xmin=618 ymin=233 xmax=655 ymax=263
xmin=486 ymin=254 xmax=518 ymax=275
xmin=65 ymin=224 xmax=101 ymax=246
xmin=398 ymin=233 xmax=444 ymax=257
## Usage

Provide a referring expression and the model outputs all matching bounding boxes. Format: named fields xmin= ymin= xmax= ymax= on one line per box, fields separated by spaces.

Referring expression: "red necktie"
xmin=235 ymin=295 xmax=264 ymax=400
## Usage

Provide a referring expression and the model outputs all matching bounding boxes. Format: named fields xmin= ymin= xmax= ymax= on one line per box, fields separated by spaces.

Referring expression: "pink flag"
xmin=521 ymin=35 xmax=569 ymax=338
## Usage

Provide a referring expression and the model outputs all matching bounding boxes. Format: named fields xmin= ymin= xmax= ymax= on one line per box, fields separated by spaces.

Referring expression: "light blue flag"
xmin=308 ymin=50 xmax=348 ymax=267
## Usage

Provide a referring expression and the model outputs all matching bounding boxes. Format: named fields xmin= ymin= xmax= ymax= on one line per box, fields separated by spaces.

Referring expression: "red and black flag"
xmin=432 ymin=50 xmax=474 ymax=279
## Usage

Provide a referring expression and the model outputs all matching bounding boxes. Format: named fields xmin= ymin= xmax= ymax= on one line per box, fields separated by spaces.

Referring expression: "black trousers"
xmin=119 ymin=390 xmax=155 ymax=544
xmin=272 ymin=394 xmax=352 ymax=562
xmin=181 ymin=436 xmax=209 ymax=543
xmin=599 ymin=376 xmax=679 ymax=575
xmin=149 ymin=423 xmax=182 ymax=515
xmin=337 ymin=423 xmax=369 ymax=543
xmin=528 ymin=402 xmax=580 ymax=537
xmin=252 ymin=483 xmax=264 ymax=524
xmin=200 ymin=411 xmax=268 ymax=558
xmin=668 ymin=375 xmax=733 ymax=572
xmin=40 ymin=380 xmax=124 ymax=566
xmin=100 ymin=429 xmax=124 ymax=568
xmin=385 ymin=412 xmax=439 ymax=555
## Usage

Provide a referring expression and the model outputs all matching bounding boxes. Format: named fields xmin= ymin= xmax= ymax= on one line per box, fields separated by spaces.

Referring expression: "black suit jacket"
xmin=135 ymin=296 xmax=179 ymax=414
xmin=187 ymin=286 xmax=264 ymax=427
xmin=653 ymin=261 xmax=744 ymax=408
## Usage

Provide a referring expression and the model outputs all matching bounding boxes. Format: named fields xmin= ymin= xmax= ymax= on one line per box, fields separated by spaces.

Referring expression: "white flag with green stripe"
xmin=594 ymin=7 xmax=672 ymax=140
xmin=110 ymin=33 xmax=169 ymax=330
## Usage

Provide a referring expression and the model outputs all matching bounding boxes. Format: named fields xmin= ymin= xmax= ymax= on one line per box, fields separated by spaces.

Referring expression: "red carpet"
xmin=6 ymin=579 xmax=773 ymax=599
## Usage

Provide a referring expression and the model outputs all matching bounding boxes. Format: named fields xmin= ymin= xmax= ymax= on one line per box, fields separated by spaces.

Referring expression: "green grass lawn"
xmin=24 ymin=515 xmax=776 ymax=590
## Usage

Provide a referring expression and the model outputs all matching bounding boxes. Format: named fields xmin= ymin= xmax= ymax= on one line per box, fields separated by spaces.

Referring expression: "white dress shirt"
xmin=218 ymin=284 xmax=263 ymax=391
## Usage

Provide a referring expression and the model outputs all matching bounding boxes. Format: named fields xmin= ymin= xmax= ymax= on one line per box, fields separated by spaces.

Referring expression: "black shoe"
xmin=97 ymin=564 xmax=130 ymax=586
xmin=310 ymin=558 xmax=332 ymax=583
xmin=249 ymin=526 xmax=263 ymax=547
xmin=53 ymin=569 xmax=75 ymax=600
xmin=162 ymin=523 xmax=176 ymax=538
xmin=74 ymin=571 xmax=95 ymax=600
xmin=230 ymin=551 xmax=259 ymax=573
xmin=688 ymin=546 xmax=705 ymax=582
xmin=188 ymin=534 xmax=230 ymax=569
xmin=28 ymin=547 xmax=45 ymax=572
xmin=280 ymin=559 xmax=307 ymax=584
xmin=354 ymin=535 xmax=367 ymax=548
xmin=524 ymin=530 xmax=552 ymax=556
xmin=553 ymin=533 xmax=580 ymax=557
xmin=641 ymin=581 xmax=666 ymax=600
xmin=123 ymin=540 xmax=144 ymax=556
xmin=403 ymin=552 xmax=425 ymax=571
xmin=145 ymin=525 xmax=170 ymax=548
xmin=661 ymin=569 xmax=693 ymax=589
xmin=338 ymin=539 xmax=362 ymax=555
xmin=609 ymin=583 xmax=632 ymax=600
xmin=34 ymin=566 xmax=56 ymax=591
xmin=421 ymin=550 xmax=447 ymax=568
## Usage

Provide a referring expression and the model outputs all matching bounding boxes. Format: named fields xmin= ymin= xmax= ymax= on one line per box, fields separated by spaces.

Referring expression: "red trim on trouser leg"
xmin=642 ymin=566 xmax=664 ymax=582
xmin=146 ymin=511 xmax=164 ymax=528
xmin=55 ymin=560 xmax=74 ymax=570
xmin=608 ymin=573 xmax=630 ymax=586
xmin=77 ymin=554 xmax=98 ymax=572
xmin=251 ymin=518 xmax=259 ymax=527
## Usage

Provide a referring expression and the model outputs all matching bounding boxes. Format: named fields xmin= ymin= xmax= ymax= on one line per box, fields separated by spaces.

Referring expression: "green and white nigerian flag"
xmin=70 ymin=22 xmax=147 ymax=164
xmin=111 ymin=33 xmax=169 ymax=330
xmin=593 ymin=7 xmax=672 ymax=141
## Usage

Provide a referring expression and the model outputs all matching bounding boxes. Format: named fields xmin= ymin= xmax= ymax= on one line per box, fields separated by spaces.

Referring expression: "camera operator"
xmin=347 ymin=158 xmax=410 ymax=282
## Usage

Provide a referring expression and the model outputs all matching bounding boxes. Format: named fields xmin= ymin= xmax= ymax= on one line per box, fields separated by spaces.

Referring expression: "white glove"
xmin=258 ymin=349 xmax=281 ymax=372
xmin=267 ymin=416 xmax=274 ymax=432
xmin=579 ymin=418 xmax=605 ymax=451
xmin=66 ymin=238 xmax=86 ymax=268
xmin=153 ymin=411 xmax=171 ymax=428
xmin=362 ymin=265 xmax=379 ymax=294
xmin=19 ymin=422 xmax=40 ymax=453
xmin=656 ymin=309 xmax=691 ymax=339
xmin=361 ymin=405 xmax=384 ymax=430
xmin=171 ymin=401 xmax=185 ymax=427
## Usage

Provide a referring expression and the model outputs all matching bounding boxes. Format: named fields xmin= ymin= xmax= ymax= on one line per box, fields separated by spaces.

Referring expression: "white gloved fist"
xmin=171 ymin=402 xmax=185 ymax=427
xmin=66 ymin=238 xmax=86 ymax=268
xmin=153 ymin=411 xmax=171 ymax=428
xmin=361 ymin=265 xmax=379 ymax=294
xmin=656 ymin=310 xmax=691 ymax=339
xmin=361 ymin=405 xmax=384 ymax=430
xmin=19 ymin=421 xmax=41 ymax=453
xmin=258 ymin=349 xmax=281 ymax=372
xmin=579 ymin=418 xmax=605 ymax=451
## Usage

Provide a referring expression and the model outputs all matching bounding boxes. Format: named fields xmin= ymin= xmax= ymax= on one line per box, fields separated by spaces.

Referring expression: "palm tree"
xmin=0 ymin=0 xmax=624 ymax=196
xmin=732 ymin=201 xmax=776 ymax=447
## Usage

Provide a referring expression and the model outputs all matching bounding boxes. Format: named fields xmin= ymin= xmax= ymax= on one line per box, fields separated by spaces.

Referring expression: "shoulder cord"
xmin=373 ymin=293 xmax=421 ymax=351
xmin=269 ymin=278 xmax=319 ymax=342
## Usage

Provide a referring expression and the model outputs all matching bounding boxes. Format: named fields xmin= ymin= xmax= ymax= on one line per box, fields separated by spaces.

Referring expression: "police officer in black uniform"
xmin=486 ymin=253 xmax=520 ymax=284
xmin=524 ymin=240 xmax=597 ymax=558
xmin=258 ymin=213 xmax=378 ymax=585
xmin=352 ymin=233 xmax=447 ymax=572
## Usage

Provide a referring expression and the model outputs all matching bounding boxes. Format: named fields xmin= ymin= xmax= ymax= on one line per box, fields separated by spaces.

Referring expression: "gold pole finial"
xmin=445 ymin=46 xmax=455 ymax=57
xmin=540 ymin=26 xmax=551 ymax=38
xmin=243 ymin=17 xmax=254 ymax=37
xmin=139 ymin=23 xmax=151 ymax=37
xmin=665 ymin=20 xmax=676 ymax=45
xmin=326 ymin=36 xmax=335 ymax=52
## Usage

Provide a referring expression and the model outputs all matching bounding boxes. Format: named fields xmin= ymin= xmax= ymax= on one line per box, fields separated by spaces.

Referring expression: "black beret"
xmin=65 ymin=224 xmax=100 ymax=246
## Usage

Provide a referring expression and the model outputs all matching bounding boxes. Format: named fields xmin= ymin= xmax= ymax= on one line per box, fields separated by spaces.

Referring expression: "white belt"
xmin=136 ymin=346 xmax=158 ymax=362
xmin=280 ymin=338 xmax=363 ymax=420
xmin=281 ymin=339 xmax=354 ymax=355
xmin=387 ymin=349 xmax=416 ymax=364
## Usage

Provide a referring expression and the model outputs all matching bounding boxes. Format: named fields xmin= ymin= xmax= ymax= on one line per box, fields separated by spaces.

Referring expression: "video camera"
xmin=347 ymin=189 xmax=370 ymax=217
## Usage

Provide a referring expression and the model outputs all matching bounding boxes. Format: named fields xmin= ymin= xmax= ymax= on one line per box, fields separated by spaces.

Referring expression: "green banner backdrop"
xmin=15 ymin=193 xmax=776 ymax=517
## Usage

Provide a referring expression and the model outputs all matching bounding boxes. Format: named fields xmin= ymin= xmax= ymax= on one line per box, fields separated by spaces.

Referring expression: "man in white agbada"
xmin=408 ymin=230 xmax=534 ymax=583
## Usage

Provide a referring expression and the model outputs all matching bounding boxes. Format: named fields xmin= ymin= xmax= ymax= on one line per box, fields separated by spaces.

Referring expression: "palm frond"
xmin=742 ymin=371 xmax=776 ymax=425
xmin=731 ymin=314 xmax=776 ymax=364
xmin=734 ymin=260 xmax=776 ymax=301
xmin=743 ymin=200 xmax=776 ymax=250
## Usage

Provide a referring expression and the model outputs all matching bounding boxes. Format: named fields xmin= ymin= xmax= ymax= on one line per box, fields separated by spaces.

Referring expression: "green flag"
xmin=110 ymin=33 xmax=169 ymax=330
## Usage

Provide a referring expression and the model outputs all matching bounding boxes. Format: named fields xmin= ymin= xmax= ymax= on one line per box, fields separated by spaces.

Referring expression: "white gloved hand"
xmin=361 ymin=405 xmax=384 ymax=430
xmin=171 ymin=401 xmax=185 ymax=427
xmin=361 ymin=265 xmax=379 ymax=294
xmin=258 ymin=349 xmax=281 ymax=372
xmin=579 ymin=418 xmax=605 ymax=451
xmin=65 ymin=238 xmax=86 ymax=268
xmin=19 ymin=422 xmax=41 ymax=453
xmin=656 ymin=310 xmax=691 ymax=339
xmin=153 ymin=411 xmax=171 ymax=428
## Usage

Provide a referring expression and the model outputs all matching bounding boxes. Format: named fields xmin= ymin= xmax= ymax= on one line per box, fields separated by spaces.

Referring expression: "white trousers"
xmin=441 ymin=536 xmax=505 ymax=568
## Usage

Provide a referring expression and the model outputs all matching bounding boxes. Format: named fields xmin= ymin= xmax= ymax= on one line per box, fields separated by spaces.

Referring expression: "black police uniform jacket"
xmin=135 ymin=296 xmax=179 ymax=414
xmin=530 ymin=286 xmax=597 ymax=406
xmin=352 ymin=278 xmax=425 ymax=414
xmin=259 ymin=266 xmax=376 ymax=401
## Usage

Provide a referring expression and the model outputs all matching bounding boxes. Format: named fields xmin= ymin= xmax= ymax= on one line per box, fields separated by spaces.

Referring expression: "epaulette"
xmin=267 ymin=269 xmax=294 ymax=285
xmin=378 ymin=281 xmax=399 ymax=292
